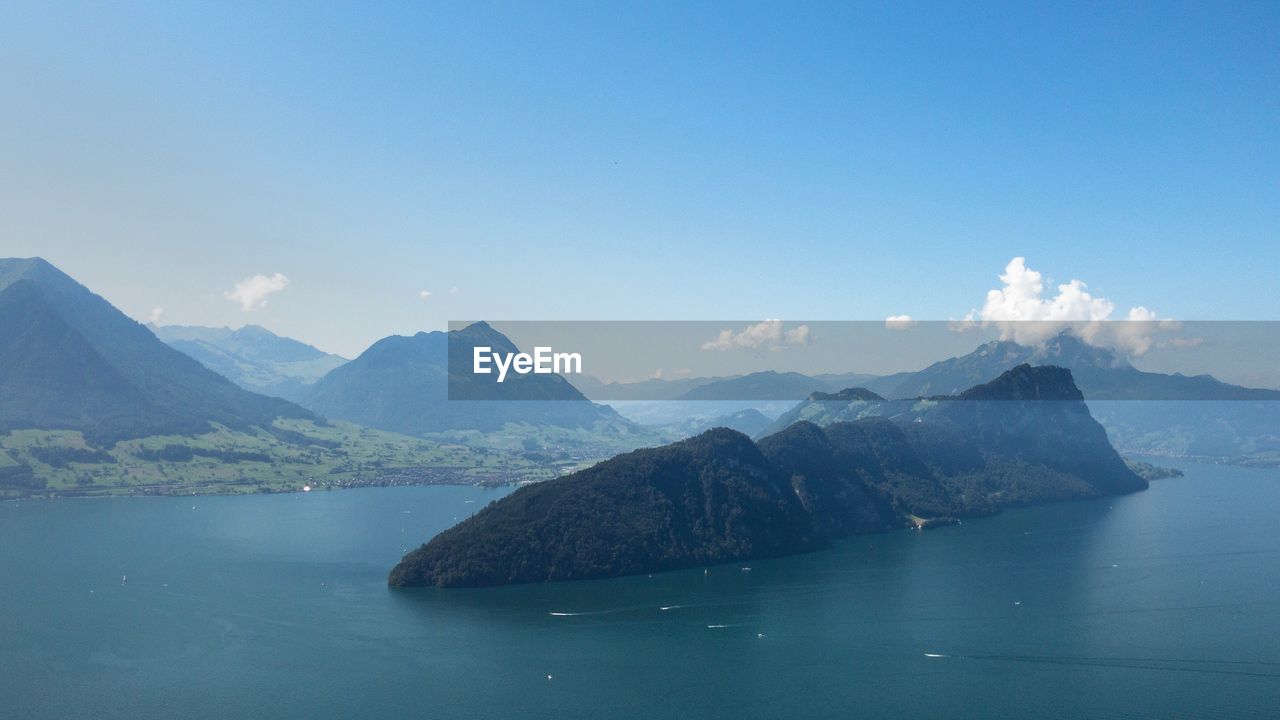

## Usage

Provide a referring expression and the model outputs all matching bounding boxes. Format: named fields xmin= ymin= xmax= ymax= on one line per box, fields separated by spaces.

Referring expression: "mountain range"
xmin=0 ymin=259 xmax=592 ymax=498
xmin=577 ymin=334 xmax=1279 ymax=405
xmin=4 ymin=255 xmax=1272 ymax=505
xmin=0 ymin=258 xmax=311 ymax=444
xmin=389 ymin=365 xmax=1145 ymax=588
xmin=675 ymin=371 xmax=879 ymax=401
xmin=297 ymin=322 xmax=655 ymax=451
xmin=859 ymin=333 xmax=1280 ymax=402
xmin=572 ymin=370 xmax=881 ymax=402
xmin=151 ymin=324 xmax=347 ymax=402
xmin=768 ymin=333 xmax=1280 ymax=456
xmin=583 ymin=333 xmax=1280 ymax=462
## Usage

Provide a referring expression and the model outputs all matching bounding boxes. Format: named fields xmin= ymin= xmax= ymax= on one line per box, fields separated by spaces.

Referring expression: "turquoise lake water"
xmin=2 ymin=459 xmax=1277 ymax=719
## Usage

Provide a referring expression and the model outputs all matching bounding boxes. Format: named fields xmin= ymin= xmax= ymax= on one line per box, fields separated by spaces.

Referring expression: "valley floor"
xmin=0 ymin=419 xmax=568 ymax=500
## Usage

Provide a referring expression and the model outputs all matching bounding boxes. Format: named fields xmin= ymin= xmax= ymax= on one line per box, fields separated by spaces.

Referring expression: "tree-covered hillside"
xmin=389 ymin=428 xmax=824 ymax=588
xmin=391 ymin=365 xmax=1146 ymax=588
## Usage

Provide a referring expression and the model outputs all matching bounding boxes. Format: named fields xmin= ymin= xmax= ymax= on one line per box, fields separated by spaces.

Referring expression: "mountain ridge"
xmin=0 ymin=258 xmax=312 ymax=444
xmin=152 ymin=323 xmax=347 ymax=401
xmin=298 ymin=324 xmax=651 ymax=444
xmin=864 ymin=334 xmax=1280 ymax=401
xmin=390 ymin=364 xmax=1145 ymax=588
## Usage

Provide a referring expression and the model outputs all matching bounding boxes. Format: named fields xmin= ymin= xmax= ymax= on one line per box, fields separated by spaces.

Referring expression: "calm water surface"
xmin=2 ymin=459 xmax=1278 ymax=719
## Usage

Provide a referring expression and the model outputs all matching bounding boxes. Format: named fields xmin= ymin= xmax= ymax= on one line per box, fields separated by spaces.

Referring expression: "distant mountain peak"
xmin=865 ymin=330 xmax=1149 ymax=400
xmin=0 ymin=256 xmax=79 ymax=294
xmin=964 ymin=332 xmax=1130 ymax=370
xmin=447 ymin=321 xmax=520 ymax=356
xmin=676 ymin=370 xmax=833 ymax=401
xmin=0 ymin=258 xmax=312 ymax=443
xmin=1029 ymin=332 xmax=1131 ymax=369
xmin=0 ymin=256 xmax=57 ymax=273
xmin=228 ymin=324 xmax=275 ymax=340
xmin=954 ymin=364 xmax=1084 ymax=402
xmin=806 ymin=387 xmax=886 ymax=403
xmin=151 ymin=322 xmax=349 ymax=401
xmin=300 ymin=321 xmax=638 ymax=436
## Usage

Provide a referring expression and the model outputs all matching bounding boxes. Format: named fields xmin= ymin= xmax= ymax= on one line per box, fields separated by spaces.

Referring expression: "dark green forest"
xmin=391 ymin=365 xmax=1147 ymax=588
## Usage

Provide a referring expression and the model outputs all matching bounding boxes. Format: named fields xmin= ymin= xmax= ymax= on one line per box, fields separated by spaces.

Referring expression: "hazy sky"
xmin=2 ymin=2 xmax=1277 ymax=357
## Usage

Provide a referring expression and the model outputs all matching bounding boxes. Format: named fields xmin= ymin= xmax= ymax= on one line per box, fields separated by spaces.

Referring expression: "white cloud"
xmin=965 ymin=257 xmax=1177 ymax=356
xmin=419 ymin=289 xmax=433 ymax=299
xmin=701 ymin=320 xmax=811 ymax=351
xmin=225 ymin=273 xmax=289 ymax=311
xmin=449 ymin=286 xmax=459 ymax=295
xmin=885 ymin=315 xmax=917 ymax=330
xmin=146 ymin=306 xmax=164 ymax=324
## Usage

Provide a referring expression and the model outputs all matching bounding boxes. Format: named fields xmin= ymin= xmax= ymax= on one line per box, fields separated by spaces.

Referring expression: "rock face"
xmin=390 ymin=365 xmax=1146 ymax=588
xmin=920 ymin=365 xmax=1147 ymax=500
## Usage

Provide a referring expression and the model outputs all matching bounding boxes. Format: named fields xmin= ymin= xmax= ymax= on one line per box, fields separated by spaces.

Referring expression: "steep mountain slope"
xmin=759 ymin=387 xmax=891 ymax=438
xmin=823 ymin=418 xmax=964 ymax=518
xmin=910 ymin=365 xmax=1148 ymax=504
xmin=391 ymin=365 xmax=1144 ymax=588
xmin=0 ymin=258 xmax=310 ymax=443
xmin=152 ymin=324 xmax=346 ymax=401
xmin=298 ymin=332 xmax=448 ymax=434
xmin=756 ymin=421 xmax=897 ymax=537
xmin=389 ymin=428 xmax=824 ymax=588
xmin=299 ymin=322 xmax=644 ymax=438
xmin=0 ymin=281 xmax=149 ymax=437
xmin=767 ymin=366 xmax=1145 ymax=516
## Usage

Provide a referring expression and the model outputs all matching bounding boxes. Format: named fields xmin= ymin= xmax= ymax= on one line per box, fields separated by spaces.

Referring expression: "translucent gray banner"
xmin=446 ymin=320 xmax=1280 ymax=402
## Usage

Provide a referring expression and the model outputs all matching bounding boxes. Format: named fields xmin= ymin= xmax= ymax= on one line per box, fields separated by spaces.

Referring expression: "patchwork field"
xmin=0 ymin=419 xmax=567 ymax=499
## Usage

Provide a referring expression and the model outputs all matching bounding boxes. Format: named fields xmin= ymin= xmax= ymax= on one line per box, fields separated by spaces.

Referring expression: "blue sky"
xmin=2 ymin=1 xmax=1277 ymax=357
